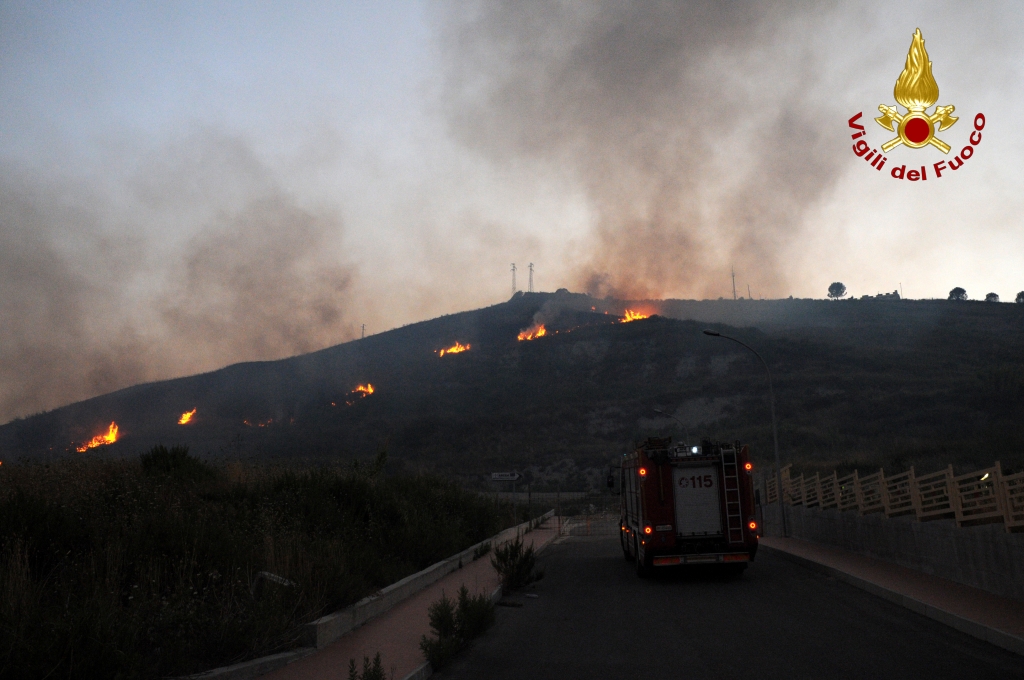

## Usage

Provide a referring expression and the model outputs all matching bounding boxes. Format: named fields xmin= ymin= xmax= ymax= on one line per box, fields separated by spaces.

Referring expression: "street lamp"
xmin=652 ymin=408 xmax=690 ymax=448
xmin=702 ymin=329 xmax=787 ymax=537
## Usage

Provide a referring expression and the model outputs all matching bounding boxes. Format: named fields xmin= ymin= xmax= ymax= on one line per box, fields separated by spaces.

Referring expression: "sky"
xmin=1 ymin=1 xmax=1023 ymax=422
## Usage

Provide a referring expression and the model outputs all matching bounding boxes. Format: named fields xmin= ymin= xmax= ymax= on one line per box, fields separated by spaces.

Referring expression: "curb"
xmin=761 ymin=545 xmax=1024 ymax=657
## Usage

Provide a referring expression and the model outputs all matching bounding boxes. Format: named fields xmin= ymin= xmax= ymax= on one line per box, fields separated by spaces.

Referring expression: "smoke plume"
xmin=437 ymin=1 xmax=845 ymax=299
xmin=0 ymin=128 xmax=356 ymax=423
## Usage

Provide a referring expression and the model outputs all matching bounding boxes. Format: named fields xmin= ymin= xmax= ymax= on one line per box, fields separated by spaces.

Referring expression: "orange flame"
xmin=621 ymin=309 xmax=649 ymax=322
xmin=76 ymin=422 xmax=119 ymax=452
xmin=345 ymin=383 xmax=374 ymax=405
xmin=244 ymin=418 xmax=273 ymax=428
xmin=517 ymin=324 xmax=546 ymax=341
xmin=178 ymin=408 xmax=197 ymax=425
xmin=438 ymin=342 xmax=470 ymax=357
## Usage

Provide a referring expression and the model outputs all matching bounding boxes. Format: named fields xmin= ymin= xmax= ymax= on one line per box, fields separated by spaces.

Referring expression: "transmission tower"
xmin=511 ymin=263 xmax=517 ymax=295
xmin=361 ymin=324 xmax=365 ymax=339
xmin=528 ymin=263 xmax=534 ymax=293
xmin=731 ymin=267 xmax=737 ymax=300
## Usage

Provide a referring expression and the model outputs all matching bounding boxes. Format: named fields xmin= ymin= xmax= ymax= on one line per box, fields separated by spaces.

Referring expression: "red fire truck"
xmin=619 ymin=437 xmax=759 ymax=577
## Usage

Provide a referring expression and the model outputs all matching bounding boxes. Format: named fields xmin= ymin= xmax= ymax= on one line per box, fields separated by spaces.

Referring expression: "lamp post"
xmin=702 ymin=329 xmax=787 ymax=537
xmin=652 ymin=408 xmax=690 ymax=449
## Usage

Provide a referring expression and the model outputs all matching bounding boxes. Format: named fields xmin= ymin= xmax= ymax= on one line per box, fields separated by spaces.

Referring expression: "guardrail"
xmin=765 ymin=462 xmax=1024 ymax=533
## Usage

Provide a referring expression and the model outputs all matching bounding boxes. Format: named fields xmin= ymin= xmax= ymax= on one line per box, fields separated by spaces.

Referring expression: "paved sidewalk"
xmin=265 ymin=523 xmax=559 ymax=680
xmin=760 ymin=536 xmax=1024 ymax=656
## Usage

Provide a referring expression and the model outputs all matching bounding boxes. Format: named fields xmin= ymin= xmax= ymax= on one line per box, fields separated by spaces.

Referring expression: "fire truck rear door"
xmin=672 ymin=466 xmax=723 ymax=537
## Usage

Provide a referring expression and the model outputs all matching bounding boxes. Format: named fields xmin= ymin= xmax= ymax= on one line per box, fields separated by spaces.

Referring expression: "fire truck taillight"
xmin=643 ymin=525 xmax=652 ymax=535
xmin=638 ymin=467 xmax=647 ymax=477
xmin=744 ymin=462 xmax=753 ymax=471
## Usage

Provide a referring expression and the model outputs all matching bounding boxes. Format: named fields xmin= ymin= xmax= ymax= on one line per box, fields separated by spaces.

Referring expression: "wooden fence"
xmin=765 ymin=461 xmax=1024 ymax=533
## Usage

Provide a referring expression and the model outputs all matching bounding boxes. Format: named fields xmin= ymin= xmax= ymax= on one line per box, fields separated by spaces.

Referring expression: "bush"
xmin=419 ymin=586 xmax=495 ymax=671
xmin=139 ymin=444 xmax=215 ymax=481
xmin=490 ymin=536 xmax=541 ymax=591
xmin=348 ymin=652 xmax=388 ymax=680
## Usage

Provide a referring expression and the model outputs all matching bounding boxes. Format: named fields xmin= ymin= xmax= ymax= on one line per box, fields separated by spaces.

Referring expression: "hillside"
xmin=2 ymin=291 xmax=1023 ymax=486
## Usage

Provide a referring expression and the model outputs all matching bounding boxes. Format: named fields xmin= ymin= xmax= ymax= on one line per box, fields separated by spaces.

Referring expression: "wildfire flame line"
xmin=76 ymin=422 xmax=119 ymax=452
xmin=438 ymin=342 xmax=470 ymax=357
xmin=517 ymin=324 xmax=546 ymax=341
xmin=621 ymin=309 xmax=649 ymax=322
xmin=178 ymin=408 xmax=197 ymax=425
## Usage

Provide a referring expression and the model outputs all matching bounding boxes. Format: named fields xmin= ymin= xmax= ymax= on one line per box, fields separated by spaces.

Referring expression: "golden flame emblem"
xmin=875 ymin=29 xmax=957 ymax=153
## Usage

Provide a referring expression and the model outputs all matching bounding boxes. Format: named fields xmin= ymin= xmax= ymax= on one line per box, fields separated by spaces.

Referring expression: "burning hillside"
xmin=178 ymin=408 xmax=196 ymax=425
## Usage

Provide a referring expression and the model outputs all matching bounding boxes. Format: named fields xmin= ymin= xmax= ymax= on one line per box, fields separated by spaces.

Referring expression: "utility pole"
xmin=703 ymin=329 xmax=787 ymax=537
xmin=511 ymin=263 xmax=517 ymax=295
xmin=732 ymin=267 xmax=737 ymax=300
xmin=528 ymin=263 xmax=534 ymax=293
xmin=361 ymin=324 xmax=365 ymax=339
xmin=747 ymin=284 xmax=752 ymax=301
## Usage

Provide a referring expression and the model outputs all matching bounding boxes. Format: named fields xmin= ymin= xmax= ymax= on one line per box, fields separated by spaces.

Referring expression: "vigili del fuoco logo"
xmin=849 ymin=28 xmax=985 ymax=181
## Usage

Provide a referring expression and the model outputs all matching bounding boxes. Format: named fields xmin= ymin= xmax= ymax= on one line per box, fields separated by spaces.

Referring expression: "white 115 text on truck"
xmin=620 ymin=437 xmax=759 ymax=577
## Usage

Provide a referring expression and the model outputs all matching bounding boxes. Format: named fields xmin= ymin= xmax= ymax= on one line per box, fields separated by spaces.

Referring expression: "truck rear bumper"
xmin=652 ymin=552 xmax=751 ymax=567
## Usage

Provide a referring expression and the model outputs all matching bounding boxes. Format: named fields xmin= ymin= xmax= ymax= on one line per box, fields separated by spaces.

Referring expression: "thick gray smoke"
xmin=437 ymin=1 xmax=845 ymax=299
xmin=0 ymin=129 xmax=356 ymax=423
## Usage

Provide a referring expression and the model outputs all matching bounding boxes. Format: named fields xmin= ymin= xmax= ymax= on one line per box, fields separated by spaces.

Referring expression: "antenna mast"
xmin=747 ymin=284 xmax=752 ymax=300
xmin=732 ymin=267 xmax=737 ymax=300
xmin=528 ymin=263 xmax=534 ymax=293
xmin=361 ymin=324 xmax=365 ymax=339
xmin=511 ymin=263 xmax=517 ymax=295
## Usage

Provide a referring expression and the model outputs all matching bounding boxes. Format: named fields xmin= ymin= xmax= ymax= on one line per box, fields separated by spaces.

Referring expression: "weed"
xmin=348 ymin=652 xmax=390 ymax=680
xmin=472 ymin=542 xmax=491 ymax=560
xmin=490 ymin=537 xmax=541 ymax=591
xmin=419 ymin=586 xmax=495 ymax=670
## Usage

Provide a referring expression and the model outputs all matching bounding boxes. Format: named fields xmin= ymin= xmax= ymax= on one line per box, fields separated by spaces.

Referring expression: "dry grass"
xmin=0 ymin=448 xmax=511 ymax=679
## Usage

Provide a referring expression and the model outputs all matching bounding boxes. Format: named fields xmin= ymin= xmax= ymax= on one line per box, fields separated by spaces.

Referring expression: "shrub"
xmin=490 ymin=536 xmax=541 ymax=591
xmin=419 ymin=586 xmax=495 ymax=670
xmin=348 ymin=652 xmax=389 ymax=680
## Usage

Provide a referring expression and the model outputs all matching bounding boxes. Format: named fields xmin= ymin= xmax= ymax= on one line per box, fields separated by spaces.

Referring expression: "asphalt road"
xmin=437 ymin=535 xmax=1024 ymax=680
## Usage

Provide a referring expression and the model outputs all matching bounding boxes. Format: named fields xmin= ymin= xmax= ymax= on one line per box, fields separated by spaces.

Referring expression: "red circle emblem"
xmin=904 ymin=117 xmax=930 ymax=144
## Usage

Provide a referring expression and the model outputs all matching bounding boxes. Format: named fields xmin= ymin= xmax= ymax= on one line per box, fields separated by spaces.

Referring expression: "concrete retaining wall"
xmin=762 ymin=503 xmax=1024 ymax=601
xmin=184 ymin=510 xmax=554 ymax=679
xmin=303 ymin=509 xmax=555 ymax=649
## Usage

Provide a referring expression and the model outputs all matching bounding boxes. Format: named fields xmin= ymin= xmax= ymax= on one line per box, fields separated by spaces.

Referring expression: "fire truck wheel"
xmin=621 ymin=529 xmax=634 ymax=561
xmin=634 ymin=536 xmax=651 ymax=578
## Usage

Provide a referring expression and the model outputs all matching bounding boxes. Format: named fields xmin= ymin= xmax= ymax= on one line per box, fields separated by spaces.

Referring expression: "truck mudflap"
xmin=652 ymin=552 xmax=751 ymax=566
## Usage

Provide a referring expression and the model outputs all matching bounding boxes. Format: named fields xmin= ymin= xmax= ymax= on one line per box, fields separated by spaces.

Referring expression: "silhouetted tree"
xmin=985 ymin=292 xmax=1000 ymax=303
xmin=1016 ymin=291 xmax=1024 ymax=304
xmin=948 ymin=287 xmax=967 ymax=301
xmin=827 ymin=282 xmax=847 ymax=299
